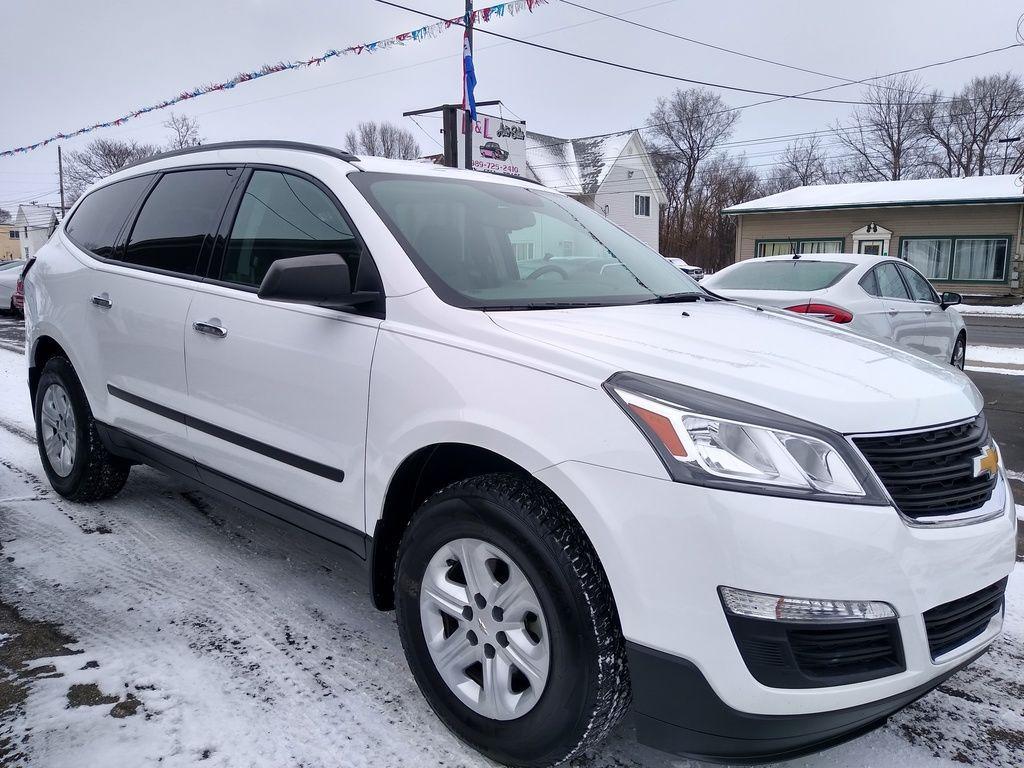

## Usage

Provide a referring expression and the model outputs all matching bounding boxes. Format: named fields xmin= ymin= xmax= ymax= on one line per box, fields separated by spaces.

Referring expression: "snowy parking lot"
xmin=0 ymin=321 xmax=1022 ymax=768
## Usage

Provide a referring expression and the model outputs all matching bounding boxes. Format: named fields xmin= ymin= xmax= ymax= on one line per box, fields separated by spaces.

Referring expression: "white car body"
xmin=702 ymin=253 xmax=967 ymax=365
xmin=0 ymin=259 xmax=25 ymax=309
xmin=23 ymin=144 xmax=1015 ymax=764
xmin=665 ymin=255 xmax=704 ymax=280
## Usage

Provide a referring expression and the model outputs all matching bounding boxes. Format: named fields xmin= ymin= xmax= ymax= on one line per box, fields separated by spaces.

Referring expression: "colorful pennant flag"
xmin=1 ymin=0 xmax=548 ymax=158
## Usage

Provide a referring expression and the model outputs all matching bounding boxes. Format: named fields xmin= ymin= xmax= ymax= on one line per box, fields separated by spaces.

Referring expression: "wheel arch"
xmin=369 ymin=442 xmax=544 ymax=610
xmin=29 ymin=334 xmax=71 ymax=405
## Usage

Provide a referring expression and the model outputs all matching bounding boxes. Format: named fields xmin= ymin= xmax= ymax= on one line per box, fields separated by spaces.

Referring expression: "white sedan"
xmin=665 ymin=256 xmax=704 ymax=281
xmin=702 ymin=253 xmax=967 ymax=368
xmin=0 ymin=259 xmax=25 ymax=314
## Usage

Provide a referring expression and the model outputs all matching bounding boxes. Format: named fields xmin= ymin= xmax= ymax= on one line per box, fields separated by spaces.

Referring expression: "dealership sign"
xmin=456 ymin=110 xmax=526 ymax=177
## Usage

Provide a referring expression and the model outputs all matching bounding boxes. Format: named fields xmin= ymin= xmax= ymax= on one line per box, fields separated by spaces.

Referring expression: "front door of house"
xmin=858 ymin=240 xmax=884 ymax=256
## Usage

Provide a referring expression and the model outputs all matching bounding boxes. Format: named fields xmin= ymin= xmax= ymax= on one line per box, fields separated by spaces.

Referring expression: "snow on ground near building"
xmin=955 ymin=303 xmax=1024 ymax=317
xmin=968 ymin=345 xmax=1024 ymax=365
xmin=0 ymin=346 xmax=1022 ymax=768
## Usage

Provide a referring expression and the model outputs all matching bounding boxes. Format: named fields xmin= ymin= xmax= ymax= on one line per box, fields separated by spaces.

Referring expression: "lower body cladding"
xmin=534 ymin=461 xmax=1017 ymax=763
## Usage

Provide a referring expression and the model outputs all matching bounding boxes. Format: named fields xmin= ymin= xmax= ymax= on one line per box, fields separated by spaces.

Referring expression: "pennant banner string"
xmin=0 ymin=0 xmax=548 ymax=158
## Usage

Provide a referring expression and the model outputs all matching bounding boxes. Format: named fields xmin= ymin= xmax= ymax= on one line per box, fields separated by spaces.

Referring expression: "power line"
xmin=373 ymin=0 xmax=935 ymax=106
xmin=559 ymin=0 xmax=855 ymax=85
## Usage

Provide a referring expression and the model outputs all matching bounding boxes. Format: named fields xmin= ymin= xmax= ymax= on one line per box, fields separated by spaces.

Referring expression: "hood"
xmin=487 ymin=301 xmax=980 ymax=434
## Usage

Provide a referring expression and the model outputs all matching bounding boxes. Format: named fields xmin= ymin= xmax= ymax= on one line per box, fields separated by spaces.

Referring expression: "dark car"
xmin=479 ymin=141 xmax=509 ymax=161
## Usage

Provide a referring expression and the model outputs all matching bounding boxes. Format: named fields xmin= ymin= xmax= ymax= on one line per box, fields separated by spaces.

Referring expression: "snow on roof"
xmin=724 ymin=175 xmax=1024 ymax=214
xmin=525 ymin=130 xmax=636 ymax=195
xmin=14 ymin=204 xmax=61 ymax=229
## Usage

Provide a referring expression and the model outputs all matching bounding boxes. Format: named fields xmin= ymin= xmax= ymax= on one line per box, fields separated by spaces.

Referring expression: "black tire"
xmin=395 ymin=473 xmax=630 ymax=767
xmin=34 ymin=356 xmax=130 ymax=501
xmin=951 ymin=333 xmax=966 ymax=370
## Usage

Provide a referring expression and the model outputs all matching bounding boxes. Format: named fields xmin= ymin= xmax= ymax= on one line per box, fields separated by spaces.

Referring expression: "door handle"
xmin=193 ymin=321 xmax=227 ymax=338
xmin=887 ymin=309 xmax=899 ymax=316
xmin=91 ymin=294 xmax=112 ymax=309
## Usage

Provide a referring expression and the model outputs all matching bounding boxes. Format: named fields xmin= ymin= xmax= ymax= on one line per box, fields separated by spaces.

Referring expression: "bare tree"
xmin=646 ymin=88 xmax=739 ymax=226
xmin=343 ymin=121 xmax=420 ymax=159
xmin=685 ymin=154 xmax=760 ymax=271
xmin=760 ymin=136 xmax=835 ymax=194
xmin=833 ymin=74 xmax=929 ymax=181
xmin=64 ymin=139 xmax=159 ymax=203
xmin=0 ymin=208 xmax=11 ymax=224
xmin=163 ymin=113 xmax=203 ymax=150
xmin=922 ymin=73 xmax=1024 ymax=176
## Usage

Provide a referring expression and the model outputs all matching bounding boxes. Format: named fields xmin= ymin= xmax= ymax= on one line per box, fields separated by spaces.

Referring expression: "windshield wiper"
xmin=638 ymin=292 xmax=712 ymax=304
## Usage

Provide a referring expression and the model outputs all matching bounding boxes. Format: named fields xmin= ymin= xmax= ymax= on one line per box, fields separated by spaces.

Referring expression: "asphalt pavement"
xmin=963 ymin=314 xmax=1024 ymax=347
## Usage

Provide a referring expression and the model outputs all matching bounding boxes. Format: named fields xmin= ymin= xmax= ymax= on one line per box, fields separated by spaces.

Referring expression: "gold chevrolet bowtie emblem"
xmin=972 ymin=445 xmax=999 ymax=479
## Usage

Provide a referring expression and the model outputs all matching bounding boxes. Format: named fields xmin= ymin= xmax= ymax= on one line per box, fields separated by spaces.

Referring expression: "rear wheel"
xmin=395 ymin=473 xmax=630 ymax=767
xmin=951 ymin=333 xmax=966 ymax=370
xmin=34 ymin=356 xmax=130 ymax=501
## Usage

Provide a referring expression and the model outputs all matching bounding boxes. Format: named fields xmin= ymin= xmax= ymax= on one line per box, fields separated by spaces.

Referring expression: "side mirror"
xmin=940 ymin=291 xmax=962 ymax=310
xmin=258 ymin=253 xmax=378 ymax=311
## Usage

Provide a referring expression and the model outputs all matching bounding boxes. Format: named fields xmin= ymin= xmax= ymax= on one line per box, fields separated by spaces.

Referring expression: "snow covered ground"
xmin=0 ymin=345 xmax=1022 ymax=768
xmin=955 ymin=303 xmax=1024 ymax=317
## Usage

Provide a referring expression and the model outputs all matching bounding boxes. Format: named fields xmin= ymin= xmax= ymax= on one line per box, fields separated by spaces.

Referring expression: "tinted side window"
xmin=65 ymin=176 xmax=152 ymax=258
xmin=858 ymin=269 xmax=880 ymax=297
xmin=221 ymin=170 xmax=360 ymax=287
xmin=897 ymin=264 xmax=938 ymax=303
xmin=123 ymin=169 xmax=238 ymax=274
xmin=874 ymin=263 xmax=910 ymax=300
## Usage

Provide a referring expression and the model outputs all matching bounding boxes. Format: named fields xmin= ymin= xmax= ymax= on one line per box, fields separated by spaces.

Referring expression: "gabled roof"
xmin=13 ymin=204 xmax=62 ymax=230
xmin=525 ymin=130 xmax=640 ymax=196
xmin=724 ymin=174 xmax=1024 ymax=215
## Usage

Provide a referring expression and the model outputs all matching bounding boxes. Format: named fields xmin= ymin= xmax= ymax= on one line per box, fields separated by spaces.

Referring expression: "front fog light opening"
xmin=720 ymin=585 xmax=897 ymax=623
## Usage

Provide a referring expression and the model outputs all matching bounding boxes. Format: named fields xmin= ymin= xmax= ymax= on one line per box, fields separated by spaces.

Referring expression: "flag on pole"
xmin=462 ymin=26 xmax=478 ymax=123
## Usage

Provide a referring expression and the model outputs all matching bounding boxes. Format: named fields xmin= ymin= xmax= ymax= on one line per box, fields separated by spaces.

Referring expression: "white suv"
xmin=24 ymin=142 xmax=1016 ymax=766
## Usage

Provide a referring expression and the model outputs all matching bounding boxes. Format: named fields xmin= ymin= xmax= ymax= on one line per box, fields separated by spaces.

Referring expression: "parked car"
xmin=665 ymin=256 xmax=704 ymax=281
xmin=0 ymin=258 xmax=26 ymax=314
xmin=703 ymin=253 xmax=967 ymax=368
xmin=24 ymin=142 xmax=1014 ymax=767
xmin=479 ymin=140 xmax=509 ymax=161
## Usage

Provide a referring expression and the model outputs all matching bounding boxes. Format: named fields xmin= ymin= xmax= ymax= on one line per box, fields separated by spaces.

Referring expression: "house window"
xmin=754 ymin=239 xmax=844 ymax=258
xmin=634 ymin=194 xmax=651 ymax=217
xmin=8 ymin=230 xmax=18 ymax=239
xmin=901 ymin=238 xmax=951 ymax=280
xmin=559 ymin=240 xmax=574 ymax=258
xmin=900 ymin=236 xmax=1009 ymax=282
xmin=513 ymin=242 xmax=534 ymax=262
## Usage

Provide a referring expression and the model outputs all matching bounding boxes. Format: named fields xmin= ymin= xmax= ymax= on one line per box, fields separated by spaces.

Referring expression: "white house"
xmin=524 ymin=130 xmax=667 ymax=252
xmin=12 ymin=204 xmax=63 ymax=259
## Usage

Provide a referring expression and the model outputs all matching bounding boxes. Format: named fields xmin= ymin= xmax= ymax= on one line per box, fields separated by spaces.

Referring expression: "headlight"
xmin=605 ymin=372 xmax=887 ymax=504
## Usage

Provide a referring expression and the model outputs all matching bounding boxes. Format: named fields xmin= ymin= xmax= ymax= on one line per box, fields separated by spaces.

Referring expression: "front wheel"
xmin=951 ymin=334 xmax=966 ymax=370
xmin=395 ymin=473 xmax=630 ymax=767
xmin=34 ymin=356 xmax=131 ymax=501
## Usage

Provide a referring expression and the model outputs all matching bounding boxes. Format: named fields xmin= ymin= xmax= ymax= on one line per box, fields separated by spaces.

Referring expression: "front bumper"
xmin=533 ymin=461 xmax=1016 ymax=758
xmin=626 ymin=640 xmax=990 ymax=764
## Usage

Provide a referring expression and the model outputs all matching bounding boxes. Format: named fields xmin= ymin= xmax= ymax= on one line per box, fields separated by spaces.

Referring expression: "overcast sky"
xmin=2 ymin=0 xmax=1021 ymax=209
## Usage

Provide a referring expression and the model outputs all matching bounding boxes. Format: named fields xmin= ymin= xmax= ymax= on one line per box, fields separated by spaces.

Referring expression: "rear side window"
xmin=65 ymin=176 xmax=152 ymax=258
xmin=858 ymin=269 xmax=880 ymax=296
xmin=220 ymin=170 xmax=361 ymax=287
xmin=897 ymin=263 xmax=938 ymax=303
xmin=873 ymin=263 xmax=910 ymax=300
xmin=123 ymin=169 xmax=238 ymax=275
xmin=711 ymin=260 xmax=854 ymax=291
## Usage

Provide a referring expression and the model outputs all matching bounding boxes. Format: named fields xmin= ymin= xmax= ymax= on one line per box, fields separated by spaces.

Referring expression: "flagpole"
xmin=464 ymin=0 xmax=474 ymax=170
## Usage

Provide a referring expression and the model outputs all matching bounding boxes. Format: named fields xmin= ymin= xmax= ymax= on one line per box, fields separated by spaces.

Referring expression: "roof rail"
xmin=122 ymin=140 xmax=360 ymax=170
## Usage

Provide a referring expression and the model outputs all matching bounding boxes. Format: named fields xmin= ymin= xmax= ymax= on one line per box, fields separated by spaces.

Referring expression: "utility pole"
xmin=464 ymin=0 xmax=474 ymax=171
xmin=57 ymin=145 xmax=66 ymax=215
xmin=999 ymin=136 xmax=1022 ymax=174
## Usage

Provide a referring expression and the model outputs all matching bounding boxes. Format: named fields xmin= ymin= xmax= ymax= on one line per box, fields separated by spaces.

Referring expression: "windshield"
xmin=0 ymin=260 xmax=24 ymax=272
xmin=710 ymin=260 xmax=854 ymax=291
xmin=350 ymin=172 xmax=702 ymax=309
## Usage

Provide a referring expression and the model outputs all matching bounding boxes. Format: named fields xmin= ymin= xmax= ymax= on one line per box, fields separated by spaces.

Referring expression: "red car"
xmin=479 ymin=141 xmax=509 ymax=161
xmin=12 ymin=258 xmax=33 ymax=317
